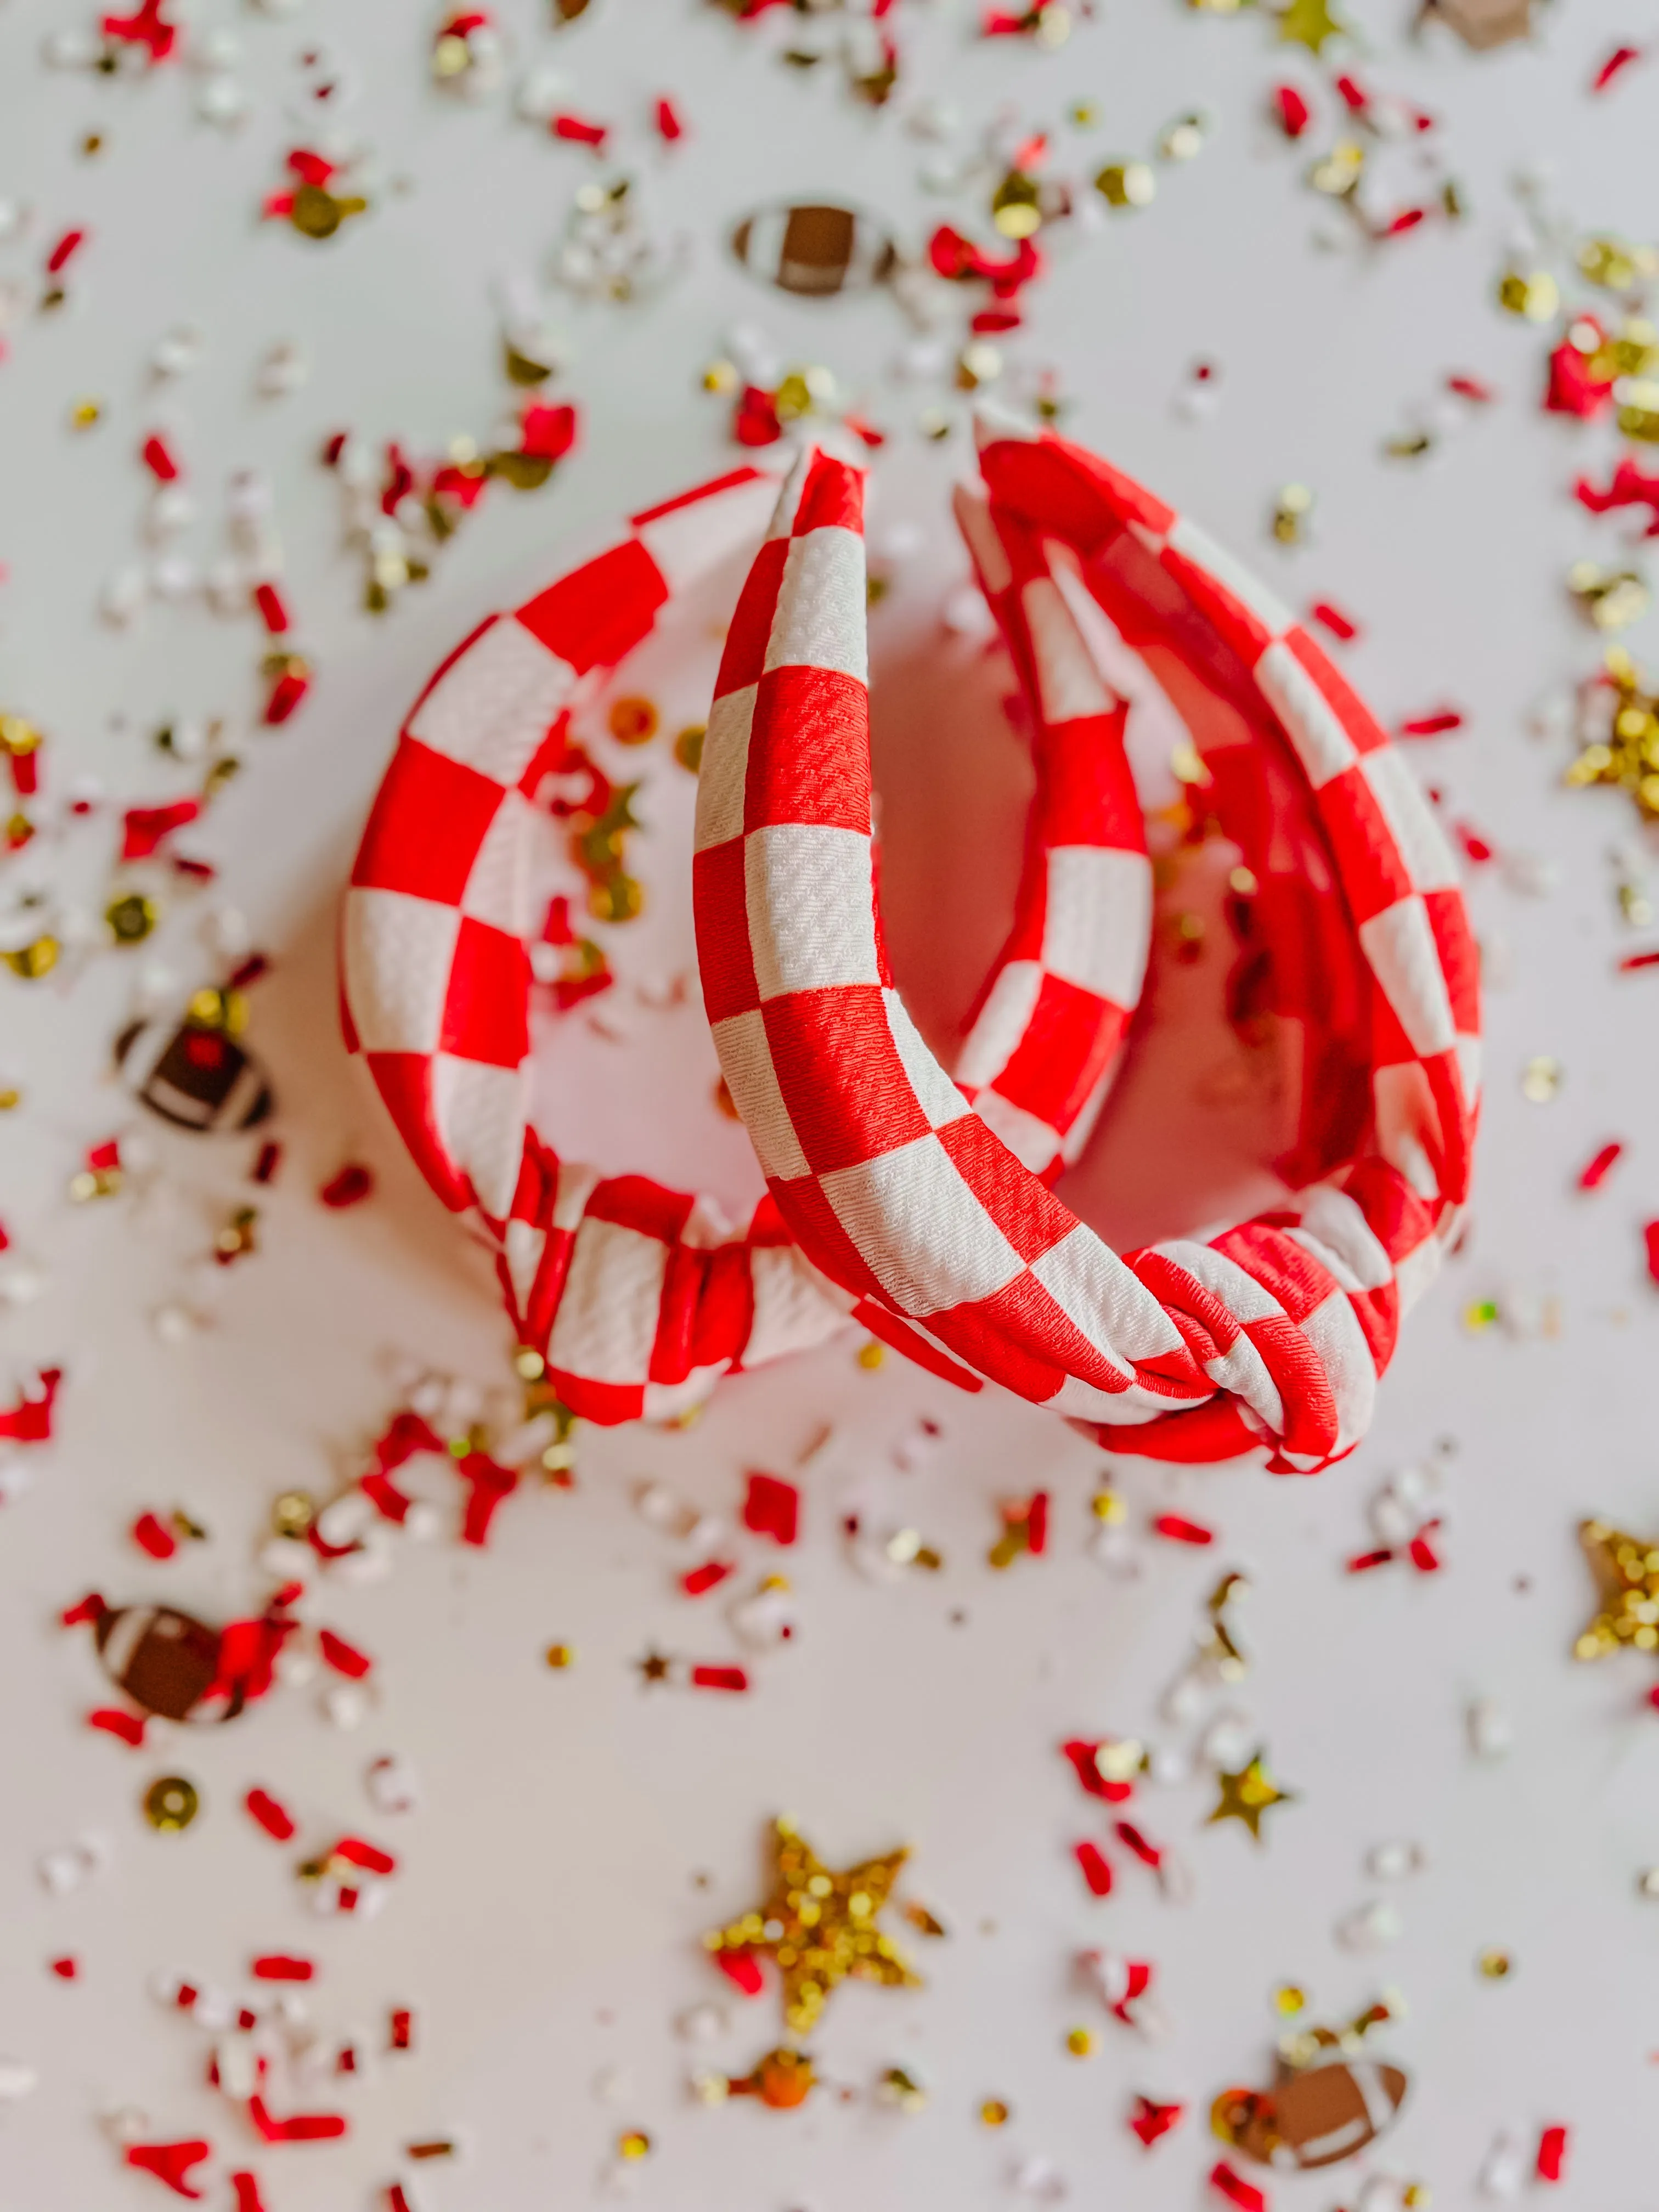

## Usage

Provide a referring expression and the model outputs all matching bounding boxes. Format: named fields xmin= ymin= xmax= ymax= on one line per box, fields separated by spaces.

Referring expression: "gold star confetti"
xmin=635 ymin=1649 xmax=672 ymax=1685
xmin=1566 ymin=648 xmax=1659 ymax=819
xmin=1574 ymin=1517 xmax=1659 ymax=1657
xmin=704 ymin=1816 xmax=920 ymax=2035
xmin=1207 ymin=1749 xmax=1296 ymax=1841
xmin=1278 ymin=0 xmax=1346 ymax=49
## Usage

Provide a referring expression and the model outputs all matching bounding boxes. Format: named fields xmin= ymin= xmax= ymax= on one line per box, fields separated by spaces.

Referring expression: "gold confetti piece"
xmin=1569 ymin=560 xmax=1649 ymax=631
xmin=1574 ymin=1517 xmax=1659 ymax=1657
xmin=731 ymin=2047 xmax=816 ymax=2108
xmin=1094 ymin=160 xmax=1156 ymax=209
xmin=1477 ymin=1948 xmax=1512 ymax=1979
xmin=607 ymin=695 xmax=659 ymax=746
xmin=1278 ymin=0 xmax=1346 ymax=48
xmin=617 ymin=2131 xmax=651 ymax=2160
xmin=991 ymin=171 xmax=1043 ymax=239
xmin=272 ymin=1491 xmax=316 ymax=1541
xmin=1273 ymin=483 xmax=1314 ymax=544
xmin=545 ymin=1643 xmax=574 ymax=1669
xmin=1274 ymin=1983 xmax=1307 ymax=2016
xmin=856 ymin=1340 xmax=885 ymax=1370
xmin=1402 ymin=2187 xmax=1430 ymax=2208
xmin=1065 ymin=2026 xmax=1097 ymax=2057
xmin=1091 ymin=1487 xmax=1125 ymax=1522
xmin=1497 ymin=269 xmax=1559 ymax=321
xmin=956 ymin=340 xmax=1003 ymax=390
xmin=636 ymin=1649 xmax=672 ymax=1685
xmin=1068 ymin=100 xmax=1099 ymax=127
xmin=106 ymin=891 xmax=158 ymax=945
xmin=980 ymin=2098 xmax=1011 ymax=2127
xmin=1520 ymin=1056 xmax=1561 ymax=1103
xmin=704 ymin=1816 xmax=919 ymax=2036
xmin=902 ymin=1901 xmax=948 ymax=1937
xmin=70 ymin=1165 xmax=123 ymax=1203
xmin=514 ymin=1345 xmax=546 ymax=1382
xmin=588 ymin=873 xmax=644 ymax=923
xmin=674 ymin=724 xmax=706 ymax=772
xmin=144 ymin=1775 xmax=200 ymax=1832
xmin=70 ymin=399 xmax=102 ymax=430
xmin=1618 ymin=380 xmax=1659 ymax=442
xmin=879 ymin=2065 xmax=927 ymax=2112
xmin=1207 ymin=1751 xmax=1296 ymax=1841
xmin=1160 ymin=114 xmax=1206 ymax=161
xmin=215 ymin=1207 xmax=258 ymax=1262
xmin=0 ymin=1088 xmax=19 ymax=1110
xmin=2 ymin=937 xmax=58 ymax=980
xmin=1308 ymin=141 xmax=1364 ymax=197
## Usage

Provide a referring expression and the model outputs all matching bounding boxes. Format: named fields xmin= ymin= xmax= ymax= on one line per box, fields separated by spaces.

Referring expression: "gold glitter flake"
xmin=1569 ymin=561 xmax=1649 ymax=631
xmin=1520 ymin=1056 xmax=1561 ymax=1103
xmin=1574 ymin=1518 xmax=1659 ymax=1658
xmin=979 ymin=2098 xmax=1011 ymax=2127
xmin=1477 ymin=1948 xmax=1512 ymax=1979
xmin=674 ymin=724 xmax=706 ymax=773
xmin=144 ymin=1775 xmax=200 ymax=1832
xmin=1094 ymin=161 xmax=1156 ymax=210
xmin=1207 ymin=1750 xmax=1296 ymax=1842
xmin=617 ymin=2129 xmax=651 ymax=2160
xmin=545 ymin=1641 xmax=575 ymax=1669
xmin=106 ymin=891 xmax=158 ymax=945
xmin=1278 ymin=0 xmax=1347 ymax=49
xmin=272 ymin=1491 xmax=317 ymax=1541
xmin=1497 ymin=269 xmax=1560 ymax=321
xmin=1065 ymin=2026 xmax=1098 ymax=2056
xmin=704 ymin=1816 xmax=920 ymax=2036
xmin=1274 ymin=1983 xmax=1307 ymax=2016
xmin=2 ymin=937 xmax=58 ymax=980
xmin=1272 ymin=483 xmax=1314 ymax=544
xmin=856 ymin=1339 xmax=885 ymax=1370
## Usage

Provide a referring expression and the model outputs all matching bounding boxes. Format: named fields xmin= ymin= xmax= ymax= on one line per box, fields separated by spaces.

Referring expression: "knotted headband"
xmin=342 ymin=455 xmax=1155 ymax=1421
xmin=692 ymin=425 xmax=1480 ymax=1472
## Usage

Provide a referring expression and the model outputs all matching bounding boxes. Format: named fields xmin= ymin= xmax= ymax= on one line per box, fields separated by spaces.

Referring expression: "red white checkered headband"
xmin=691 ymin=426 xmax=1480 ymax=1473
xmin=341 ymin=453 xmax=1156 ymax=1423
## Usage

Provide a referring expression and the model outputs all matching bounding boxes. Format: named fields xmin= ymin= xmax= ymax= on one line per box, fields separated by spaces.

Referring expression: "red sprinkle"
xmin=654 ymin=95 xmax=684 ymax=140
xmin=332 ymin=1835 xmax=396 ymax=1875
xmin=1273 ymin=83 xmax=1311 ymax=136
xmin=1536 ymin=2124 xmax=1569 ymax=2181
xmin=125 ymin=2140 xmax=211 ymax=2198
xmin=251 ymin=1955 xmax=314 ymax=1982
xmin=1074 ymin=1839 xmax=1115 ymax=1897
xmin=89 ymin=1707 xmax=146 ymax=1747
xmin=319 ymin=1164 xmax=374 ymax=1209
xmin=247 ymin=2096 xmax=347 ymax=2145
xmin=252 ymin=1141 xmax=283 ymax=1186
xmin=1346 ymin=1547 xmax=1395 ymax=1573
xmin=1397 ymin=709 xmax=1464 ymax=736
xmin=253 ymin=582 xmax=290 ymax=635
xmin=1130 ymin=2094 xmax=1186 ymax=2147
xmin=1645 ymin=1222 xmax=1659 ymax=1286
xmin=690 ymin=1664 xmax=748 ymax=1692
xmin=318 ymin=1628 xmax=373 ymax=1679
xmin=1114 ymin=1819 xmax=1162 ymax=1868
xmin=1592 ymin=42 xmax=1643 ymax=91
xmin=389 ymin=2007 xmax=415 ymax=2051
xmin=263 ymin=669 xmax=310 ymax=726
xmin=245 ymin=1788 xmax=296 ymax=1842
xmin=1620 ymin=950 xmax=1659 ymax=972
xmin=1210 ymin=2160 xmax=1268 ymax=2212
xmin=1446 ymin=375 xmax=1495 ymax=403
xmin=742 ymin=1470 xmax=799 ymax=1546
xmin=682 ymin=1559 xmax=736 ymax=1598
xmin=132 ymin=1510 xmax=179 ymax=1560
xmin=1152 ymin=1513 xmax=1214 ymax=1546
xmin=230 ymin=2176 xmax=268 ymax=2212
xmin=49 ymin=1955 xmax=78 ymax=1979
xmin=1579 ymin=1141 xmax=1624 ymax=1191
xmin=713 ymin=1948 xmax=766 ymax=1995
xmin=1310 ymin=600 xmax=1359 ymax=641
xmin=551 ymin=111 xmax=608 ymax=148
xmin=1062 ymin=1739 xmax=1136 ymax=1804
xmin=46 ymin=228 xmax=87 ymax=276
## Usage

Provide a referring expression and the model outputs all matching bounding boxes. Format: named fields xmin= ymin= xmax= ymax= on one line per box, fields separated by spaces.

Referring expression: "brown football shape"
xmin=1238 ymin=2058 xmax=1408 ymax=2171
xmin=731 ymin=202 xmax=897 ymax=298
xmin=95 ymin=1605 xmax=225 ymax=1723
xmin=116 ymin=1017 xmax=274 ymax=1133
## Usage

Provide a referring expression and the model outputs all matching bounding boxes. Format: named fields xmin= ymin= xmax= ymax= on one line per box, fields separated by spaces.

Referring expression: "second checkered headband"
xmin=341 ymin=453 xmax=1152 ymax=1423
xmin=692 ymin=427 xmax=1480 ymax=1473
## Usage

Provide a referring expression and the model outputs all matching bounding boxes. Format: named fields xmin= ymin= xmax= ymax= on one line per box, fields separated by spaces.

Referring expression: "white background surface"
xmin=3 ymin=2 xmax=1659 ymax=2207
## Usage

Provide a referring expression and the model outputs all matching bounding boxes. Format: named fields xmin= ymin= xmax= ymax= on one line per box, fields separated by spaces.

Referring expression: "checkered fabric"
xmin=692 ymin=428 xmax=1480 ymax=1472
xmin=341 ymin=454 xmax=1152 ymax=1424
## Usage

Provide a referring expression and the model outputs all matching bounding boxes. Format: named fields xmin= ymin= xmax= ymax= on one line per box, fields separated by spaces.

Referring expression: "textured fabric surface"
xmin=341 ymin=457 xmax=1153 ymax=1421
xmin=692 ymin=426 xmax=1481 ymax=1472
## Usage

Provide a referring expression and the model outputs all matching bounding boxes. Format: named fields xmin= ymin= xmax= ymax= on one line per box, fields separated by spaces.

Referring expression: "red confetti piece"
xmin=1547 ymin=329 xmax=1616 ymax=419
xmin=1620 ymin=950 xmax=1659 ymax=972
xmin=318 ymin=1628 xmax=373 ymax=1679
xmin=63 ymin=1592 xmax=108 ymax=1627
xmin=252 ymin=1141 xmax=282 ymax=1186
xmin=140 ymin=433 xmax=180 ymax=483
xmin=0 ymin=1366 xmax=61 ymax=1443
xmin=1309 ymin=600 xmax=1358 ymax=641
xmin=88 ymin=1706 xmax=146 ymax=1746
xmin=49 ymin=1954 xmax=78 ymax=1979
xmin=654 ymin=95 xmax=684 ymax=140
xmin=682 ymin=1559 xmax=736 ymax=1597
xmin=1114 ymin=1819 xmax=1162 ymax=1869
xmin=45 ymin=228 xmax=87 ymax=276
xmin=253 ymin=582 xmax=290 ymax=634
xmin=244 ymin=1788 xmax=296 ymax=1842
xmin=360 ymin=1471 xmax=412 ymax=1523
xmin=248 ymin=2096 xmax=347 ymax=2145
xmin=1536 ymin=2124 xmax=1569 ymax=2181
xmin=1381 ymin=207 xmax=1429 ymax=237
xmin=1074 ymin=1839 xmax=1115 ymax=1896
xmin=1062 ymin=1740 xmax=1136 ymax=1803
xmin=690 ymin=1664 xmax=748 ymax=1692
xmin=1333 ymin=72 xmax=1368 ymax=110
xmin=1446 ymin=374 xmax=1495 ymax=402
xmin=251 ymin=1955 xmax=314 ymax=1982
xmin=516 ymin=400 xmax=578 ymax=463
xmin=1028 ymin=1489 xmax=1049 ymax=1554
xmin=1129 ymin=2094 xmax=1186 ymax=2147
xmin=714 ymin=1948 xmax=766 ymax=1995
xmin=132 ymin=1510 xmax=179 ymax=1560
xmin=1455 ymin=823 xmax=1494 ymax=865
xmin=319 ymin=1164 xmax=373 ymax=1209
xmin=1152 ymin=1513 xmax=1213 ymax=1546
xmin=229 ymin=2176 xmax=268 ymax=2212
xmin=1346 ymin=1547 xmax=1395 ymax=1572
xmin=1576 ymin=454 xmax=1659 ymax=538
xmin=454 ymin=1447 xmax=517 ymax=1545
xmin=734 ymin=384 xmax=783 ymax=447
xmin=1592 ymin=42 xmax=1643 ymax=91
xmin=125 ymin=2141 xmax=212 ymax=2198
xmin=1406 ymin=1521 xmax=1442 ymax=1573
xmin=102 ymin=0 xmax=179 ymax=60
xmin=332 ymin=1836 xmax=396 ymax=1875
xmin=263 ymin=668 xmax=310 ymax=726
xmin=1579 ymin=1141 xmax=1624 ymax=1190
xmin=1210 ymin=2160 xmax=1268 ymax=2212
xmin=1645 ymin=1222 xmax=1659 ymax=1285
xmin=743 ymin=1470 xmax=799 ymax=1545
xmin=551 ymin=112 xmax=608 ymax=148
xmin=388 ymin=2007 xmax=414 ymax=2051
xmin=1397 ymin=709 xmax=1464 ymax=736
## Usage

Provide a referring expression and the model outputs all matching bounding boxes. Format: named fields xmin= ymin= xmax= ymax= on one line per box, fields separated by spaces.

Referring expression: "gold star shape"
xmin=635 ymin=1649 xmax=672 ymax=1686
xmin=1575 ymin=1517 xmax=1659 ymax=1657
xmin=1278 ymin=0 xmax=1347 ymax=50
xmin=706 ymin=1817 xmax=921 ymax=2035
xmin=1207 ymin=1748 xmax=1297 ymax=1841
